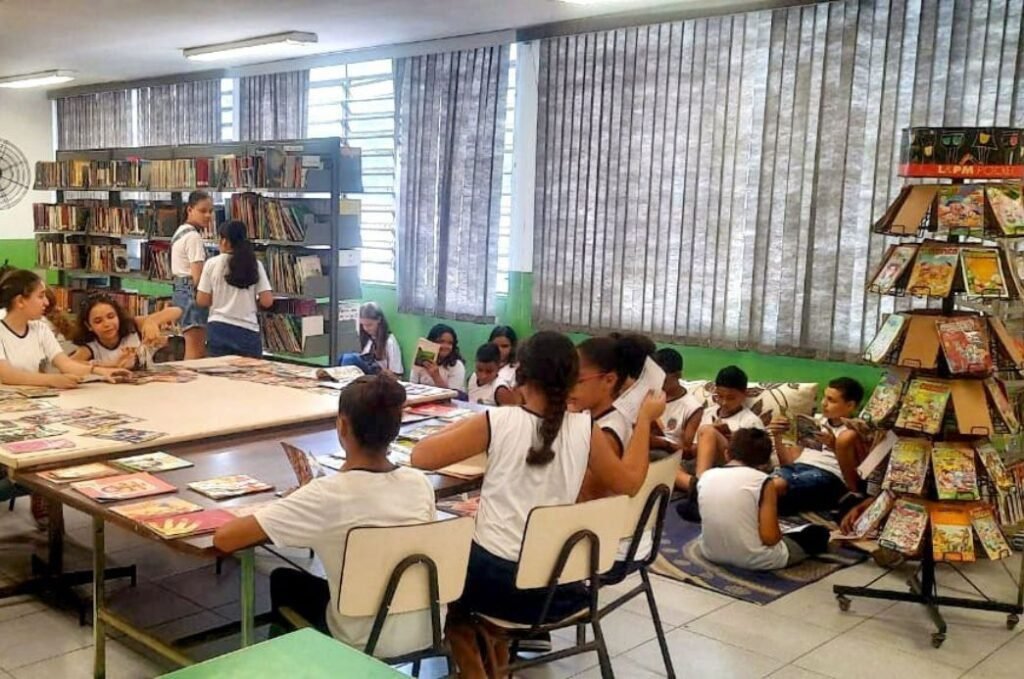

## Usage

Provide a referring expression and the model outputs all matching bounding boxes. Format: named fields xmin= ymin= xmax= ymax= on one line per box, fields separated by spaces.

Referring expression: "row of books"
xmin=49 ymin=286 xmax=171 ymax=318
xmin=880 ymin=438 xmax=1010 ymax=500
xmin=868 ymin=241 xmax=1020 ymax=299
xmin=259 ymin=313 xmax=308 ymax=355
xmin=144 ymin=243 xmax=172 ymax=280
xmin=261 ymin=248 xmax=324 ymax=295
xmin=989 ymin=460 xmax=1024 ymax=527
xmin=34 ymin=201 xmax=216 ymax=238
xmin=225 ymin=193 xmax=311 ymax=241
xmin=37 ymin=241 xmax=83 ymax=269
xmin=33 ymin=203 xmax=89 ymax=232
xmin=875 ymin=183 xmax=1024 ymax=236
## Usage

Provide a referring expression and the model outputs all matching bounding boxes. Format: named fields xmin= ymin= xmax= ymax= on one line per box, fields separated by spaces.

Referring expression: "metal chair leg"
xmin=576 ymin=623 xmax=586 ymax=645
xmin=641 ymin=569 xmax=675 ymax=679
xmin=590 ymin=618 xmax=614 ymax=679
xmin=411 ymin=659 xmax=421 ymax=676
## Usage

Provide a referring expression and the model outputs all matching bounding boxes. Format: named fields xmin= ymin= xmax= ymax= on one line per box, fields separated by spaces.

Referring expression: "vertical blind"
xmin=239 ymin=71 xmax=310 ymax=141
xmin=137 ymin=80 xmax=221 ymax=146
xmin=55 ymin=91 xmax=133 ymax=150
xmin=395 ymin=46 xmax=510 ymax=322
xmin=532 ymin=0 xmax=1024 ymax=360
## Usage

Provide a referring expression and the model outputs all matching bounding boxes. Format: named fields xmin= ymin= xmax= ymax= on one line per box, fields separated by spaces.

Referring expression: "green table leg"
xmin=93 ymin=516 xmax=106 ymax=679
xmin=240 ymin=548 xmax=255 ymax=647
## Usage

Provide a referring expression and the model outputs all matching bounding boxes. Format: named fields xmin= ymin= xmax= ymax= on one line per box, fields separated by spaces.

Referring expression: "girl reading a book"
xmin=0 ymin=270 xmax=132 ymax=389
xmin=340 ymin=302 xmax=403 ymax=377
xmin=409 ymin=323 xmax=466 ymax=393
xmin=195 ymin=220 xmax=274 ymax=359
xmin=489 ymin=325 xmax=521 ymax=405
xmin=171 ymin=191 xmax=213 ymax=360
xmin=70 ymin=294 xmax=183 ymax=369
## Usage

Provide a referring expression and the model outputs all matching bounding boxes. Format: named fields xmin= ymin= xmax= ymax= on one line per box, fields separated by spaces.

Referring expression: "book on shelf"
xmin=863 ymin=314 xmax=907 ymax=363
xmin=263 ymin=248 xmax=324 ymax=295
xmin=868 ymin=243 xmax=918 ymax=293
xmin=37 ymin=463 xmax=120 ymax=484
xmin=882 ymin=437 xmax=931 ymax=495
xmin=960 ymin=248 xmax=1009 ymax=298
xmin=930 ymin=504 xmax=976 ymax=562
xmin=228 ymin=193 xmax=311 ymax=241
xmin=71 ymin=472 xmax=177 ymax=503
xmin=975 ymin=442 xmax=1013 ymax=493
xmin=905 ymin=242 xmax=960 ymax=297
xmin=985 ymin=378 xmax=1021 ymax=433
xmin=414 ymin=338 xmax=441 ymax=366
xmin=931 ymin=442 xmax=979 ymax=500
xmin=878 ymin=498 xmax=929 ymax=554
xmin=142 ymin=509 xmax=236 ymax=539
xmin=969 ymin=506 xmax=1012 ymax=560
xmin=36 ymin=240 xmax=83 ymax=269
xmin=937 ymin=184 xmax=984 ymax=234
xmin=188 ymin=475 xmax=274 ymax=500
xmin=894 ymin=378 xmax=950 ymax=435
xmin=860 ymin=371 xmax=908 ymax=425
xmin=111 ymin=497 xmax=203 ymax=521
xmin=986 ymin=184 xmax=1024 ymax=236
xmin=936 ymin=316 xmax=992 ymax=374
xmin=85 ymin=245 xmax=134 ymax=274
xmin=259 ymin=312 xmax=324 ymax=355
xmin=33 ymin=203 xmax=88 ymax=232
xmin=145 ymin=242 xmax=172 ymax=280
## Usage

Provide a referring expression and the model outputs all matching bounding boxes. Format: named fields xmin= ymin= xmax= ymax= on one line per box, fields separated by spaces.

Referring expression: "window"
xmin=497 ymin=44 xmax=517 ymax=295
xmin=308 ymin=60 xmax=396 ymax=284
xmin=220 ymin=78 xmax=235 ymax=141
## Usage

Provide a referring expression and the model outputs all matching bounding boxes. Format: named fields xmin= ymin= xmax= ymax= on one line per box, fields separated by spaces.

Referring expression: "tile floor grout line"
xmin=953 ymin=625 xmax=1022 ymax=678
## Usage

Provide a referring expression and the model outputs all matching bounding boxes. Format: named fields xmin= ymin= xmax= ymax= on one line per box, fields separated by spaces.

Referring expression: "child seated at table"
xmin=69 ymin=294 xmax=182 ymax=369
xmin=213 ymin=375 xmax=437 ymax=658
xmin=467 ymin=342 xmax=501 ymax=405
xmin=697 ymin=428 xmax=829 ymax=571
xmin=409 ymin=323 xmax=467 ymax=393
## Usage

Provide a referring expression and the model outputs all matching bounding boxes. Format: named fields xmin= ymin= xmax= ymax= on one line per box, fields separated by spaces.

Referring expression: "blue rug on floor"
xmin=652 ymin=501 xmax=868 ymax=605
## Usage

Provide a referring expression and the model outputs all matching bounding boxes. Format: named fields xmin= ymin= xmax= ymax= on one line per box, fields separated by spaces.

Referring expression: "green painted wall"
xmin=1 ymin=239 xmax=36 ymax=269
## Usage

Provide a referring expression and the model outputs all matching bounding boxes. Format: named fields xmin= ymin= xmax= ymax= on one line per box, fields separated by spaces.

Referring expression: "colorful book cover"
xmin=931 ymin=505 xmax=976 ymax=562
xmin=188 ymin=475 xmax=274 ymax=500
xmin=70 ymin=414 xmax=142 ymax=431
xmin=399 ymin=421 xmax=450 ymax=443
xmin=18 ymin=408 xmax=103 ymax=427
xmin=969 ymin=506 xmax=1012 ymax=560
xmin=975 ymin=442 xmax=1013 ymax=492
xmin=0 ymin=399 xmax=54 ymax=414
xmin=869 ymin=244 xmax=918 ymax=293
xmin=937 ymin=317 xmax=992 ymax=374
xmin=83 ymin=427 xmax=166 ymax=444
xmin=111 ymin=497 xmax=204 ymax=521
xmin=388 ymin=439 xmax=414 ymax=466
xmin=142 ymin=509 xmax=236 ymax=539
xmin=882 ymin=438 xmax=932 ymax=495
xmin=906 ymin=243 xmax=960 ymax=297
xmin=3 ymin=438 xmax=76 ymax=454
xmin=878 ymin=499 xmax=929 ymax=554
xmin=0 ymin=423 xmax=67 ymax=444
xmin=71 ymin=472 xmax=177 ymax=503
xmin=986 ymin=378 xmax=1021 ymax=433
xmin=863 ymin=314 xmax=908 ymax=363
xmin=860 ymin=372 xmax=907 ymax=425
xmin=281 ymin=442 xmax=324 ymax=486
xmin=407 ymin=403 xmax=460 ymax=418
xmin=38 ymin=462 xmax=120 ymax=484
xmin=114 ymin=452 xmax=193 ymax=473
xmin=986 ymin=184 xmax=1024 ymax=236
xmin=413 ymin=338 xmax=441 ymax=366
xmin=937 ymin=185 xmax=984 ymax=233
xmin=894 ymin=378 xmax=951 ymax=434
xmin=960 ymin=248 xmax=1008 ymax=298
xmin=931 ymin=442 xmax=979 ymax=500
xmin=851 ymin=490 xmax=895 ymax=538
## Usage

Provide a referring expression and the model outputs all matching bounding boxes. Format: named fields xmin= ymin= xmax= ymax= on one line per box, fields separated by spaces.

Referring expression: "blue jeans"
xmin=207 ymin=321 xmax=262 ymax=358
xmin=773 ymin=463 xmax=848 ymax=515
xmin=338 ymin=352 xmax=380 ymax=374
xmin=172 ymin=277 xmax=208 ymax=331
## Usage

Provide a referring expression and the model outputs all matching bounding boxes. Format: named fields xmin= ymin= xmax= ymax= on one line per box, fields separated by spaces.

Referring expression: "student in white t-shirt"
xmin=409 ymin=323 xmax=466 ymax=393
xmin=0 ymin=270 xmax=130 ymax=389
xmin=410 ymin=331 xmax=665 ymax=676
xmin=489 ymin=325 xmax=521 ymax=405
xmin=69 ymin=294 xmax=182 ymax=369
xmin=698 ymin=428 xmax=828 ymax=570
xmin=341 ymin=302 xmax=403 ymax=377
xmin=195 ymin=221 xmax=273 ymax=359
xmin=466 ymin=343 xmax=501 ymax=405
xmin=214 ymin=376 xmax=436 ymax=657
xmin=170 ymin=191 xmax=213 ymax=360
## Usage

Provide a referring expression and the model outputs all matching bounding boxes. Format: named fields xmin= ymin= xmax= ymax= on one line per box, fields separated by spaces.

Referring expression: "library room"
xmin=1 ymin=0 xmax=1024 ymax=677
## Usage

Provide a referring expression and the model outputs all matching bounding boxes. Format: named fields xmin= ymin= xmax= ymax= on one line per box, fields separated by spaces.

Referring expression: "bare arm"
xmin=680 ymin=409 xmax=703 ymax=456
xmin=69 ymin=346 xmax=92 ymax=364
xmin=411 ymin=413 xmax=489 ymax=470
xmin=258 ymin=290 xmax=274 ymax=309
xmin=495 ymin=385 xmax=522 ymax=406
xmin=213 ymin=516 xmax=269 ymax=553
xmin=136 ymin=306 xmax=184 ymax=345
xmin=52 ymin=354 xmax=129 ymax=381
xmin=190 ymin=261 xmax=204 ymax=287
xmin=0 ymin=360 xmax=77 ymax=388
xmin=195 ymin=291 xmax=212 ymax=308
xmin=758 ymin=480 xmax=784 ymax=546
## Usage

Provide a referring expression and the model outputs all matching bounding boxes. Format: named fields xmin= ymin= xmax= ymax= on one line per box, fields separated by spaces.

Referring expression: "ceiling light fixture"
xmin=0 ymin=70 xmax=76 ymax=89
xmin=183 ymin=31 xmax=318 ymax=62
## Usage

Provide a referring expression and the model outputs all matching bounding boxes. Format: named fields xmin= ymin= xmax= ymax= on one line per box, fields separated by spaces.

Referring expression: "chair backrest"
xmin=620 ymin=452 xmax=681 ymax=542
xmin=515 ymin=495 xmax=629 ymax=590
xmin=338 ymin=517 xmax=475 ymax=617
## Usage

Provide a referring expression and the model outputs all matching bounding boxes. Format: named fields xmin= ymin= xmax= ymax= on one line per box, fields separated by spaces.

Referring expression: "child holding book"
xmin=171 ymin=191 xmax=213 ymax=360
xmin=768 ymin=377 xmax=867 ymax=515
xmin=409 ymin=323 xmax=466 ymax=392
xmin=467 ymin=342 xmax=501 ymax=405
xmin=70 ymin=294 xmax=182 ymax=369
xmin=0 ymin=270 xmax=131 ymax=389
xmin=340 ymin=302 xmax=403 ymax=377
xmin=213 ymin=375 xmax=436 ymax=657
xmin=489 ymin=325 xmax=521 ymax=405
xmin=698 ymin=428 xmax=829 ymax=570
xmin=653 ymin=347 xmax=704 ymax=458
xmin=410 ymin=331 xmax=664 ymax=677
xmin=195 ymin=220 xmax=273 ymax=358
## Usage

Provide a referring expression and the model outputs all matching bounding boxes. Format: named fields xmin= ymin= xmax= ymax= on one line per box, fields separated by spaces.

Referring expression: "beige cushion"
xmin=681 ymin=380 xmax=819 ymax=425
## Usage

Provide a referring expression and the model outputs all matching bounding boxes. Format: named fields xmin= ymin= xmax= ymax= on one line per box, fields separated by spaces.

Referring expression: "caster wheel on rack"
xmin=931 ymin=633 xmax=945 ymax=648
xmin=836 ymin=595 xmax=851 ymax=612
xmin=1007 ymin=614 xmax=1019 ymax=630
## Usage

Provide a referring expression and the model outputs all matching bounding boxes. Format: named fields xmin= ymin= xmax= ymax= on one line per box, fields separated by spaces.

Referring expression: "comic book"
xmin=0 ymin=422 xmax=67 ymax=444
xmin=975 ymin=442 xmax=1013 ymax=493
xmin=930 ymin=504 xmax=976 ymax=562
xmin=937 ymin=317 xmax=992 ymax=374
xmin=868 ymin=244 xmax=919 ymax=294
xmin=986 ymin=378 xmax=1021 ymax=433
xmin=937 ymin=185 xmax=985 ymax=234
xmin=111 ymin=497 xmax=204 ymax=521
xmin=894 ymin=378 xmax=951 ymax=434
xmin=878 ymin=499 xmax=929 ymax=554
xmin=71 ymin=472 xmax=177 ymax=503
xmin=906 ymin=243 xmax=960 ymax=297
xmin=882 ymin=437 xmax=932 ymax=495
xmin=281 ymin=442 xmax=325 ymax=487
xmin=84 ymin=426 xmax=165 ymax=444
xmin=860 ymin=372 xmax=907 ymax=425
xmin=961 ymin=248 xmax=1009 ymax=298
xmin=969 ymin=506 xmax=1012 ymax=560
xmin=114 ymin=452 xmax=193 ymax=473
xmin=38 ymin=463 xmax=120 ymax=484
xmin=0 ymin=399 xmax=54 ymax=415
xmin=142 ymin=509 xmax=236 ymax=539
xmin=863 ymin=314 xmax=908 ymax=363
xmin=388 ymin=439 xmax=414 ymax=466
xmin=3 ymin=438 xmax=77 ymax=454
xmin=986 ymin=184 xmax=1024 ymax=236
xmin=188 ymin=475 xmax=274 ymax=500
xmin=931 ymin=442 xmax=979 ymax=501
xmin=834 ymin=490 xmax=896 ymax=540
xmin=399 ymin=421 xmax=450 ymax=443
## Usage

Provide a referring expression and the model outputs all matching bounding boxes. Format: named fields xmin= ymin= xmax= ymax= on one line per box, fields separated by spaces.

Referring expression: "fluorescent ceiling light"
xmin=184 ymin=31 xmax=318 ymax=62
xmin=0 ymin=70 xmax=75 ymax=89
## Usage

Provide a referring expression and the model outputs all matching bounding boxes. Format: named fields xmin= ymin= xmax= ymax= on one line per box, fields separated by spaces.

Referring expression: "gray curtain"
xmin=55 ymin=91 xmax=133 ymax=150
xmin=238 ymin=71 xmax=309 ymax=141
xmin=533 ymin=0 xmax=1024 ymax=361
xmin=138 ymin=80 xmax=221 ymax=146
xmin=395 ymin=46 xmax=510 ymax=322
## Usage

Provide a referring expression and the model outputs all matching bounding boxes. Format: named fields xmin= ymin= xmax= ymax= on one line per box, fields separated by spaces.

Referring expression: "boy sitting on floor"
xmin=651 ymin=348 xmax=704 ymax=463
xmin=768 ymin=377 xmax=867 ymax=516
xmin=698 ymin=428 xmax=829 ymax=571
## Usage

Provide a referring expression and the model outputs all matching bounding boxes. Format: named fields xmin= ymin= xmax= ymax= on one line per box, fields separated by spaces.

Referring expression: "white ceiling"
xmin=0 ymin=0 xmax=793 ymax=87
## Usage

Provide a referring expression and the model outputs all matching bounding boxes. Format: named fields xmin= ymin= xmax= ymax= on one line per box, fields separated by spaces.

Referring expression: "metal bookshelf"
xmin=33 ymin=138 xmax=363 ymax=363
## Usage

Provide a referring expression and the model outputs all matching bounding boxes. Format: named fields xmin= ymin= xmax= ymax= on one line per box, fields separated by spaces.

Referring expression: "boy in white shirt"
xmin=467 ymin=343 xmax=501 ymax=405
xmin=652 ymin=348 xmax=704 ymax=458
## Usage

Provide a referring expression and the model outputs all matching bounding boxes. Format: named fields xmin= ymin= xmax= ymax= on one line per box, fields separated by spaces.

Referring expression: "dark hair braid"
xmin=516 ymin=331 xmax=579 ymax=466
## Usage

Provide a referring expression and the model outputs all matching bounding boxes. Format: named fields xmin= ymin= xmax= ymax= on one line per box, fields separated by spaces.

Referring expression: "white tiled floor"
xmin=1 ymin=504 xmax=1023 ymax=678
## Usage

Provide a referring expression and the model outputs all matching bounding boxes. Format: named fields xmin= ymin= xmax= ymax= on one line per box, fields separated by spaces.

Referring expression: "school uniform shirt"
xmin=794 ymin=419 xmax=849 ymax=481
xmin=196 ymin=254 xmax=272 ymax=333
xmin=697 ymin=465 xmax=790 ymax=570
xmin=170 ymin=224 xmax=207 ymax=278
xmin=467 ymin=373 xmax=498 ymax=405
xmin=255 ymin=466 xmax=436 ymax=658
xmin=494 ymin=363 xmax=518 ymax=392
xmin=699 ymin=405 xmax=765 ymax=434
xmin=593 ymin=407 xmax=655 ymax=562
xmin=475 ymin=407 xmax=593 ymax=561
xmin=662 ymin=390 xmax=704 ymax=442
xmin=362 ymin=334 xmax=403 ymax=376
xmin=81 ymin=332 xmax=142 ymax=365
xmin=409 ymin=360 xmax=466 ymax=391
xmin=0 ymin=319 xmax=64 ymax=374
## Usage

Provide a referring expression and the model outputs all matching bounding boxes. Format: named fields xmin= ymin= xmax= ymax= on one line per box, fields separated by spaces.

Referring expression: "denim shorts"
xmin=172 ymin=277 xmax=208 ymax=331
xmin=773 ymin=463 xmax=847 ymax=515
xmin=207 ymin=321 xmax=263 ymax=359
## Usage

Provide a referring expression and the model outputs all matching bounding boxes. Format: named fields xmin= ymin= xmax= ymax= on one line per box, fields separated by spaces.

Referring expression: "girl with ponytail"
xmin=195 ymin=220 xmax=274 ymax=358
xmin=411 ymin=331 xmax=665 ymax=674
